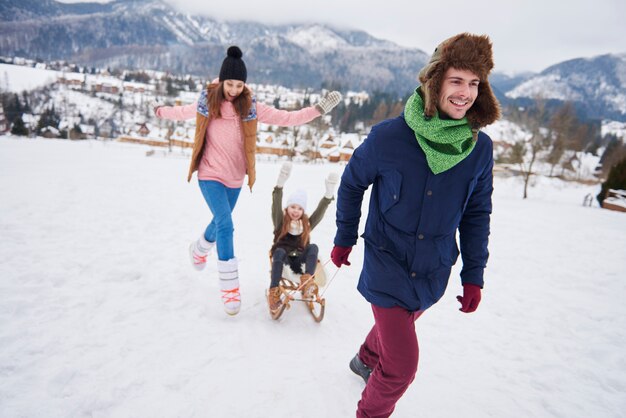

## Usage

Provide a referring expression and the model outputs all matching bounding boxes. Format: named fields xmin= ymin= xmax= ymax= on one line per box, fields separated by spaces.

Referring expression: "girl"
xmin=268 ymin=161 xmax=339 ymax=315
xmin=154 ymin=46 xmax=341 ymax=316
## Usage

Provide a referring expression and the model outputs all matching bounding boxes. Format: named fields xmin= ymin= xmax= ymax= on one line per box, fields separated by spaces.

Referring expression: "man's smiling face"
xmin=437 ymin=67 xmax=480 ymax=119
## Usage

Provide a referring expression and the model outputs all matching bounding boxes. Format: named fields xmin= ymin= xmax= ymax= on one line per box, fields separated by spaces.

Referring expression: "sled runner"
xmin=267 ymin=260 xmax=326 ymax=322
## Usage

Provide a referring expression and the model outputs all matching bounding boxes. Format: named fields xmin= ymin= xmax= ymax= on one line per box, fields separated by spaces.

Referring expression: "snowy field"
xmin=0 ymin=63 xmax=61 ymax=93
xmin=1 ymin=137 xmax=625 ymax=418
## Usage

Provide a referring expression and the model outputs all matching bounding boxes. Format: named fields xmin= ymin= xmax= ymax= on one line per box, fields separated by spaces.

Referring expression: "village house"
xmin=169 ymin=125 xmax=194 ymax=149
xmin=602 ymin=189 xmax=626 ymax=213
xmin=118 ymin=122 xmax=168 ymax=147
xmin=57 ymin=73 xmax=84 ymax=89
xmin=256 ymin=133 xmax=290 ymax=157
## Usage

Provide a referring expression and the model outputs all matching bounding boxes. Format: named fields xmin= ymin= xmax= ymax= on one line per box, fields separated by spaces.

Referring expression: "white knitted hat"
xmin=286 ymin=189 xmax=307 ymax=211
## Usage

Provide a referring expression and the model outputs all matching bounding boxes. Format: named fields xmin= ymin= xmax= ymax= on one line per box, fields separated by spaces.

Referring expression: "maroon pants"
xmin=356 ymin=305 xmax=424 ymax=418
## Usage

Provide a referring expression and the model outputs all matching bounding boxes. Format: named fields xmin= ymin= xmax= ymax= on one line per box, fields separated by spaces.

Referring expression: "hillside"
xmin=0 ymin=0 xmax=428 ymax=95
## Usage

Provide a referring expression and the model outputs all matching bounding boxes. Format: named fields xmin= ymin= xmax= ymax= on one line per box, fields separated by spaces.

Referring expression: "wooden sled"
xmin=267 ymin=259 xmax=326 ymax=322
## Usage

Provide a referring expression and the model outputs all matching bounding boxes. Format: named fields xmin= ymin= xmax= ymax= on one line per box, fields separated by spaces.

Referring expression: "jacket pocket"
xmin=379 ymin=169 xmax=402 ymax=213
xmin=435 ymin=234 xmax=459 ymax=267
xmin=424 ymin=266 xmax=452 ymax=308
xmin=362 ymin=231 xmax=406 ymax=262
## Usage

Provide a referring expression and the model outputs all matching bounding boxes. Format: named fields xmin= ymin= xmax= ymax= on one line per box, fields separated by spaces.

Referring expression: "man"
xmin=330 ymin=33 xmax=501 ymax=418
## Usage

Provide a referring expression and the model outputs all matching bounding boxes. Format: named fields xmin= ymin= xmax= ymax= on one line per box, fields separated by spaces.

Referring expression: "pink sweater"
xmin=156 ymin=100 xmax=321 ymax=187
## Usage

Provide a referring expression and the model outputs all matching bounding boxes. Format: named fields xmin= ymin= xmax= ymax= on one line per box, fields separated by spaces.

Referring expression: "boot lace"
xmin=268 ymin=288 xmax=282 ymax=310
xmin=221 ymin=287 xmax=241 ymax=304
xmin=192 ymin=253 xmax=207 ymax=265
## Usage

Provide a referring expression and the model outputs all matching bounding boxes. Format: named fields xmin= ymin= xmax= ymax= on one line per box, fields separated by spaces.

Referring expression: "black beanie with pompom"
xmin=219 ymin=46 xmax=247 ymax=83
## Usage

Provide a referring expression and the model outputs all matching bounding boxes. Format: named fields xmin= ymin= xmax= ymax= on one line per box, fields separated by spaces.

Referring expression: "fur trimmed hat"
xmin=219 ymin=46 xmax=247 ymax=83
xmin=286 ymin=189 xmax=307 ymax=211
xmin=418 ymin=33 xmax=501 ymax=129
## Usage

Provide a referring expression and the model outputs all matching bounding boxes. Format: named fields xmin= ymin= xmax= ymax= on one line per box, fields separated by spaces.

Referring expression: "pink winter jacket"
xmin=156 ymin=99 xmax=321 ymax=188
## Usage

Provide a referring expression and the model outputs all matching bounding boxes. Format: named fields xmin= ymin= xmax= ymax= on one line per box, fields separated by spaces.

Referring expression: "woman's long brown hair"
xmin=274 ymin=211 xmax=311 ymax=249
xmin=206 ymin=82 xmax=252 ymax=119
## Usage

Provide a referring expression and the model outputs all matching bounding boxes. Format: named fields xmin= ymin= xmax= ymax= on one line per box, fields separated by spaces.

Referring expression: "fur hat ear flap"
xmin=466 ymin=80 xmax=501 ymax=129
xmin=418 ymin=44 xmax=445 ymax=119
xmin=419 ymin=65 xmax=443 ymax=119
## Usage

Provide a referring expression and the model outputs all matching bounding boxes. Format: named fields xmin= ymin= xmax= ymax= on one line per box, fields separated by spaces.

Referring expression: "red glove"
xmin=331 ymin=245 xmax=352 ymax=267
xmin=456 ymin=284 xmax=482 ymax=313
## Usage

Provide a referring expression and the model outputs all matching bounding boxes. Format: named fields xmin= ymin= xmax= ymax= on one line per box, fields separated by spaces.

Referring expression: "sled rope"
xmin=285 ymin=259 xmax=337 ymax=299
xmin=319 ymin=259 xmax=340 ymax=298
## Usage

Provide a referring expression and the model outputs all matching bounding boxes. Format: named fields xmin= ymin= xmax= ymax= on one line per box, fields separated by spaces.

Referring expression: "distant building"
xmin=256 ymin=133 xmax=291 ymax=157
xmin=169 ymin=125 xmax=194 ymax=149
xmin=40 ymin=126 xmax=61 ymax=138
xmin=338 ymin=134 xmax=361 ymax=162
xmin=58 ymin=73 xmax=84 ymax=88
xmin=117 ymin=123 xmax=177 ymax=148
xmin=94 ymin=82 xmax=120 ymax=94
xmin=319 ymin=135 xmax=339 ymax=150
xmin=602 ymin=189 xmax=626 ymax=213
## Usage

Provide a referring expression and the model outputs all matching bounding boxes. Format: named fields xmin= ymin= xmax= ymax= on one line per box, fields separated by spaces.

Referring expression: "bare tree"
xmin=507 ymin=97 xmax=550 ymax=199
xmin=598 ymin=134 xmax=626 ymax=179
xmin=547 ymin=102 xmax=593 ymax=179
xmin=370 ymin=101 xmax=388 ymax=126
xmin=545 ymin=136 xmax=565 ymax=177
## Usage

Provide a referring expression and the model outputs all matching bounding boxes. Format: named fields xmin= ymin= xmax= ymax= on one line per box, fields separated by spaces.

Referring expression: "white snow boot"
xmin=217 ymin=258 xmax=241 ymax=315
xmin=189 ymin=236 xmax=214 ymax=271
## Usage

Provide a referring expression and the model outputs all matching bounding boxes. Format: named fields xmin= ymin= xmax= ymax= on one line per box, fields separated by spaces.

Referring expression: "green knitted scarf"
xmin=404 ymin=88 xmax=476 ymax=174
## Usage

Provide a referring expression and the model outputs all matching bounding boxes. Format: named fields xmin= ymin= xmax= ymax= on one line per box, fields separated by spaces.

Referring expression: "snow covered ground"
xmin=1 ymin=137 xmax=625 ymax=418
xmin=0 ymin=63 xmax=60 ymax=93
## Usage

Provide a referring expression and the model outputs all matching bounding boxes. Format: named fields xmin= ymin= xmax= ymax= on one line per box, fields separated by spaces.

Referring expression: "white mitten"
xmin=315 ymin=91 xmax=342 ymax=114
xmin=276 ymin=161 xmax=293 ymax=188
xmin=325 ymin=172 xmax=340 ymax=198
xmin=150 ymin=100 xmax=162 ymax=117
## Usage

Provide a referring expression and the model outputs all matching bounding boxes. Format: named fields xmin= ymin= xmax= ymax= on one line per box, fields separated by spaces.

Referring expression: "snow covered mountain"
xmin=2 ymin=0 xmax=625 ymax=120
xmin=0 ymin=0 xmax=427 ymax=94
xmin=506 ymin=54 xmax=626 ymax=120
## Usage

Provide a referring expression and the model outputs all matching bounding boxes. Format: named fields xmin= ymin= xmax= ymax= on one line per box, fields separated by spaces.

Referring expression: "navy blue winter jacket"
xmin=334 ymin=114 xmax=493 ymax=311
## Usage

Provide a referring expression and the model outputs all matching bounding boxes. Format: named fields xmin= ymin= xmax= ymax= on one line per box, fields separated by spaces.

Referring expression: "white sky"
xmin=59 ymin=0 xmax=626 ymax=74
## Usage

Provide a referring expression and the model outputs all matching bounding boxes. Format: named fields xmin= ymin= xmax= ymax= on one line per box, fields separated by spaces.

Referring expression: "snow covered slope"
xmin=1 ymin=137 xmax=625 ymax=417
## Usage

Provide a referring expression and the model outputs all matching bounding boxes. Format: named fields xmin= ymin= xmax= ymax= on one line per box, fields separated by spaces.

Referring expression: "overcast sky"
xmin=60 ymin=0 xmax=625 ymax=75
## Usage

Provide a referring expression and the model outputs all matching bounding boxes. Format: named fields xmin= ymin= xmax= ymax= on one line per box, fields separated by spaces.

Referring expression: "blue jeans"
xmin=198 ymin=180 xmax=241 ymax=261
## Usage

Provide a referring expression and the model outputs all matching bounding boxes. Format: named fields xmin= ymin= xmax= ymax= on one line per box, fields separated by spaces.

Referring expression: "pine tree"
xmin=165 ymin=77 xmax=178 ymax=96
xmin=21 ymin=92 xmax=31 ymax=113
xmin=371 ymin=102 xmax=388 ymax=125
xmin=598 ymin=135 xmax=626 ymax=178
xmin=597 ymin=158 xmax=626 ymax=206
xmin=35 ymin=106 xmax=61 ymax=135
xmin=11 ymin=115 xmax=28 ymax=136
xmin=3 ymin=93 xmax=23 ymax=124
xmin=302 ymin=89 xmax=311 ymax=107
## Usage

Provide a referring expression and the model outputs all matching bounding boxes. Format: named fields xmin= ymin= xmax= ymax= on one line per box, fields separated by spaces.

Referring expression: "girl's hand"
xmin=325 ymin=172 xmax=340 ymax=198
xmin=315 ymin=91 xmax=342 ymax=114
xmin=276 ymin=161 xmax=292 ymax=188
xmin=150 ymin=100 xmax=162 ymax=117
